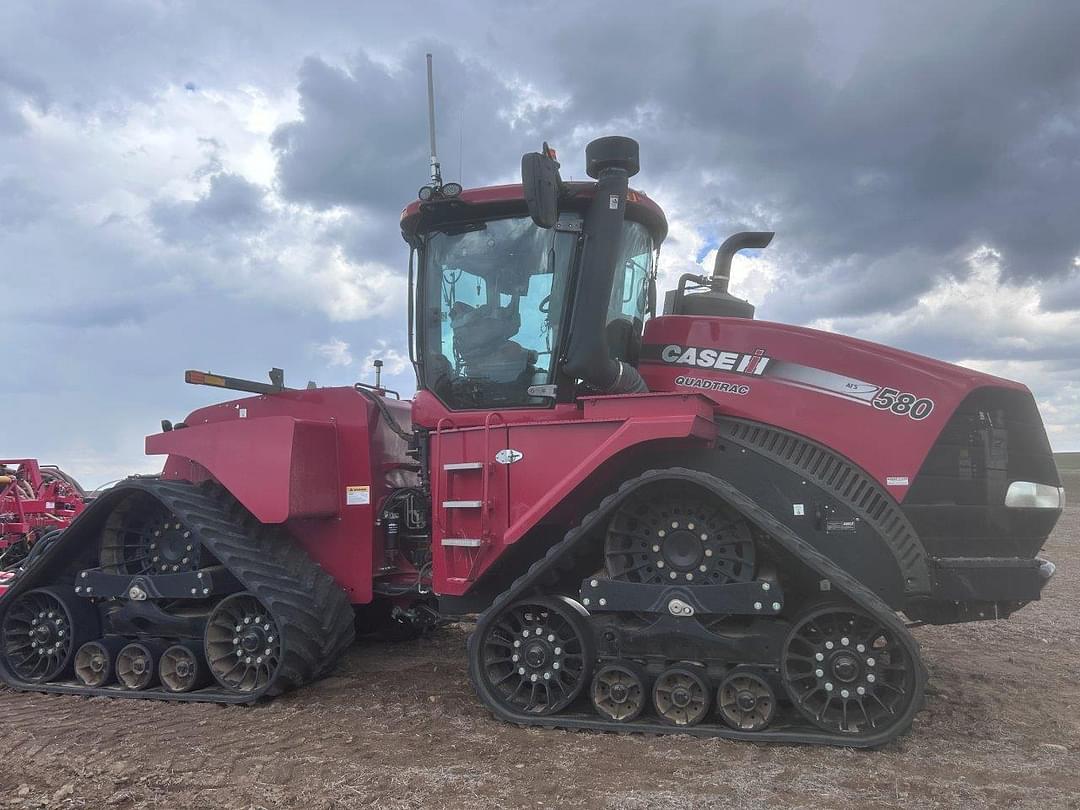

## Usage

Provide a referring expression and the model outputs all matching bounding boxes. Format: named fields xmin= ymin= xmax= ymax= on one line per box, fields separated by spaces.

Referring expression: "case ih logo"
xmin=660 ymin=344 xmax=771 ymax=376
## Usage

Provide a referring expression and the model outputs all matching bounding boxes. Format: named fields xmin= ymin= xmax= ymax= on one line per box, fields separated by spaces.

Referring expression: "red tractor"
xmin=0 ymin=459 xmax=87 ymax=569
xmin=0 ymin=137 xmax=1063 ymax=746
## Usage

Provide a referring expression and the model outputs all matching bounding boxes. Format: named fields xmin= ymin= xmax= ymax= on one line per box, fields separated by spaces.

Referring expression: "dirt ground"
xmin=0 ymin=507 xmax=1077 ymax=809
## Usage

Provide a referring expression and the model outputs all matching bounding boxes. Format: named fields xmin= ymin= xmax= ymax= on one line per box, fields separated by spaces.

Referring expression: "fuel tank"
xmin=144 ymin=386 xmax=415 ymax=602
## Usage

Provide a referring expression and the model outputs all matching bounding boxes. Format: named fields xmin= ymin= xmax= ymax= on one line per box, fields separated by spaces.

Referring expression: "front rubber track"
xmin=0 ymin=478 xmax=355 ymax=703
xmin=468 ymin=467 xmax=926 ymax=748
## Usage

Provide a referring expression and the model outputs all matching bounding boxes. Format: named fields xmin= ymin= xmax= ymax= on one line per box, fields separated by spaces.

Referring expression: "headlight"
xmin=1004 ymin=481 xmax=1065 ymax=509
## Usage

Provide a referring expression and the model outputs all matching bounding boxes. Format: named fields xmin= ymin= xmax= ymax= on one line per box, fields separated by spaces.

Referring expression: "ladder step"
xmin=443 ymin=500 xmax=483 ymax=509
xmin=441 ymin=538 xmax=483 ymax=548
xmin=443 ymin=462 xmax=484 ymax=471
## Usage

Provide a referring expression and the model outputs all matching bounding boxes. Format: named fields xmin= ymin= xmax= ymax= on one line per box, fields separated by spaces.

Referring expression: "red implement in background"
xmin=0 ymin=459 xmax=87 ymax=572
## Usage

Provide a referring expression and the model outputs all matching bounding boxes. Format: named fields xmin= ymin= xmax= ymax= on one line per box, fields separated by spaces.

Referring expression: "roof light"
xmin=1004 ymin=481 xmax=1065 ymax=509
xmin=442 ymin=182 xmax=462 ymax=197
xmin=418 ymin=185 xmax=435 ymax=201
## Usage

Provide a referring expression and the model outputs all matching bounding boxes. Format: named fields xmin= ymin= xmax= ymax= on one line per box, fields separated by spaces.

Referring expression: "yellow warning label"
xmin=346 ymin=485 xmax=370 ymax=506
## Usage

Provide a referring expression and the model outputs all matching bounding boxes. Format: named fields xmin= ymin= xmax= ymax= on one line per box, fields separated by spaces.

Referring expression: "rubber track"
xmin=467 ymin=467 xmax=927 ymax=747
xmin=0 ymin=478 xmax=355 ymax=703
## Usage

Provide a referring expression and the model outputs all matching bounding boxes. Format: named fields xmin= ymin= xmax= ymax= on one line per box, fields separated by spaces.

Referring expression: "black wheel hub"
xmin=653 ymin=667 xmax=710 ymax=727
xmin=477 ymin=599 xmax=592 ymax=716
xmin=661 ymin=530 xmax=704 ymax=571
xmin=736 ymin=690 xmax=758 ymax=712
xmin=101 ymin=493 xmax=202 ymax=577
xmin=604 ymin=488 xmax=755 ymax=586
xmin=782 ymin=606 xmax=918 ymax=735
xmin=205 ymin=593 xmax=282 ymax=694
xmin=1 ymin=588 xmax=90 ymax=683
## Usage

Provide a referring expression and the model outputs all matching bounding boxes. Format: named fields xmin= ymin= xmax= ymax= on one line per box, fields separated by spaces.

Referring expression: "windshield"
xmin=419 ymin=215 xmax=579 ymax=409
xmin=606 ymin=221 xmax=654 ymax=363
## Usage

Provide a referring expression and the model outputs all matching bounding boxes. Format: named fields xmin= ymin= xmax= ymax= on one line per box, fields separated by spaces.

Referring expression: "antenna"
xmin=426 ymin=53 xmax=442 ymax=188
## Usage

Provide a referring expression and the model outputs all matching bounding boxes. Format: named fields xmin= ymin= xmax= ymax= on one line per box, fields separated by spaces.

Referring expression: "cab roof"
xmin=399 ymin=181 xmax=668 ymax=245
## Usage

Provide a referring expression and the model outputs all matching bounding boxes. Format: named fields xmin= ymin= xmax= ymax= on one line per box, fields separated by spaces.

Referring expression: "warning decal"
xmin=346 ymin=485 xmax=370 ymax=506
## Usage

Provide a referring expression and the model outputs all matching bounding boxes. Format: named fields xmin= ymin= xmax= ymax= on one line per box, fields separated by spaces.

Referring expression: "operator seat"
xmin=449 ymin=301 xmax=537 ymax=388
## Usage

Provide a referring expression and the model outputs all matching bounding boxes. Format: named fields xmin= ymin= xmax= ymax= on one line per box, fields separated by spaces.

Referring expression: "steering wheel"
xmin=539 ymin=294 xmax=551 ymax=314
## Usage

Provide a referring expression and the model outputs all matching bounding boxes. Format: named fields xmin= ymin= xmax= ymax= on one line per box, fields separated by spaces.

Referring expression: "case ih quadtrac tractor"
xmin=0 ymin=136 xmax=1063 ymax=746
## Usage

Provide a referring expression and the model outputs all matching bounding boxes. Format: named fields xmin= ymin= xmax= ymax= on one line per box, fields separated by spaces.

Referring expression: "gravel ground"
xmin=0 ymin=509 xmax=1076 ymax=809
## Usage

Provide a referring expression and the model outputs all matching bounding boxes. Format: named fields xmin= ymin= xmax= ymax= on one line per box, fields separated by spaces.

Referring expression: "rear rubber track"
xmin=467 ymin=467 xmax=926 ymax=747
xmin=0 ymin=478 xmax=355 ymax=703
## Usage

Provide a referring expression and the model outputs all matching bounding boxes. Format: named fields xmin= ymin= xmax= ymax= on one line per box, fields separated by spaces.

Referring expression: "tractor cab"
xmin=400 ymin=137 xmax=668 ymax=413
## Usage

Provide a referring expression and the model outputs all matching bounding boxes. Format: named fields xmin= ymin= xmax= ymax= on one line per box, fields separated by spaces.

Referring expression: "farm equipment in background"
xmin=0 ymin=460 xmax=87 ymax=569
xmin=0 ymin=61 xmax=1063 ymax=745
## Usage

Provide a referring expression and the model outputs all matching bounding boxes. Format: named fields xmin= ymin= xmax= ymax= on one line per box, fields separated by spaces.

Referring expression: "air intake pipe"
xmin=561 ymin=137 xmax=648 ymax=394
xmin=663 ymin=231 xmax=774 ymax=318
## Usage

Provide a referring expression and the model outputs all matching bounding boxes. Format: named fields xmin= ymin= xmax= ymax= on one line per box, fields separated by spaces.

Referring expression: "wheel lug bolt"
xmin=513 ymin=640 xmax=521 ymax=648
xmin=264 ymin=624 xmax=270 ymax=631
xmin=669 ymin=572 xmax=677 ymax=580
xmin=841 ymin=637 xmax=849 ymax=646
xmin=857 ymin=686 xmax=866 ymax=695
xmin=687 ymin=523 xmax=695 ymax=530
xmin=699 ymin=565 xmax=707 ymax=573
xmin=700 ymin=533 xmax=707 ymax=541
xmin=841 ymin=689 xmax=850 ymax=698
xmin=547 ymin=634 xmax=555 ymax=642
xmin=522 ymin=630 xmax=530 ymax=638
xmin=267 ymin=636 xmax=274 ymax=642
xmin=530 ymin=674 xmax=538 ymax=682
xmin=867 ymin=658 xmax=875 ymax=667
xmin=657 ymin=561 xmax=665 ymax=569
xmin=815 ymin=669 xmax=824 ymax=678
xmin=544 ymin=672 xmax=551 ymax=680
xmin=867 ymin=674 xmax=876 ymax=683
xmin=518 ymin=667 xmax=526 ymax=675
xmin=856 ymin=644 xmax=865 ymax=653
xmin=705 ymin=549 xmax=713 ymax=557
xmin=825 ymin=682 xmax=834 ymax=691
xmin=772 ymin=602 xmax=781 ymax=610
xmin=754 ymin=602 xmax=762 ymax=610
xmin=233 ymin=639 xmax=239 ymax=645
xmin=815 ymin=653 xmax=824 ymax=661
xmin=512 ymin=654 xmax=520 ymax=662
xmin=825 ymin=641 xmax=834 ymax=650
xmin=553 ymin=662 xmax=560 ymax=670
xmin=658 ymin=530 xmax=666 ymax=538
xmin=553 ymin=647 xmax=561 ymax=655
xmin=31 ymin=619 xmax=37 ymax=626
xmin=256 ymin=657 xmax=263 ymax=664
xmin=245 ymin=657 xmax=252 ymax=664
xmin=652 ymin=545 xmax=660 ymax=553
xmin=264 ymin=648 xmax=271 ymax=656
xmin=686 ymin=573 xmax=693 ymax=581
xmin=244 ymin=617 xmax=251 ymax=624
xmin=671 ymin=522 xmax=679 ymax=529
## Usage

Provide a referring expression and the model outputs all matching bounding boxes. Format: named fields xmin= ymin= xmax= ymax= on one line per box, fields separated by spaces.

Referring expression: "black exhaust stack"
xmin=663 ymin=231 xmax=774 ymax=318
xmin=561 ymin=137 xmax=648 ymax=394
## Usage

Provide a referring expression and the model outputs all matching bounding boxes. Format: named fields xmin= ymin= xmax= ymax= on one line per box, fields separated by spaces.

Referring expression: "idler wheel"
xmin=781 ymin=604 xmax=920 ymax=735
xmin=205 ymin=592 xmax=282 ymax=694
xmin=117 ymin=641 xmax=163 ymax=690
xmin=160 ymin=642 xmax=210 ymax=693
xmin=74 ymin=638 xmax=126 ymax=687
xmin=473 ymin=596 xmax=594 ymax=716
xmin=716 ymin=667 xmax=776 ymax=731
xmin=590 ymin=661 xmax=649 ymax=722
xmin=1 ymin=586 xmax=99 ymax=683
xmin=653 ymin=665 xmax=710 ymax=727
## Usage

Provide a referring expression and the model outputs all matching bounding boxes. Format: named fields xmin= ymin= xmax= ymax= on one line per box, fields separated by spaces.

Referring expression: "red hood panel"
xmin=640 ymin=316 xmax=1029 ymax=498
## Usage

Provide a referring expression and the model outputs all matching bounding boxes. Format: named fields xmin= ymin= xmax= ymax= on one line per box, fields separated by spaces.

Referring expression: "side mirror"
xmin=521 ymin=146 xmax=562 ymax=229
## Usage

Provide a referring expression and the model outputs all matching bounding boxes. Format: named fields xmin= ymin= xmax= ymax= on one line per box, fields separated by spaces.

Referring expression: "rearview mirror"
xmin=521 ymin=146 xmax=562 ymax=229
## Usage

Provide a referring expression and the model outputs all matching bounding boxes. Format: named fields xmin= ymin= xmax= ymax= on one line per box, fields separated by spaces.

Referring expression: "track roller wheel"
xmin=590 ymin=661 xmax=649 ymax=722
xmin=653 ymin=665 xmax=710 ymax=726
xmin=716 ymin=667 xmax=776 ymax=731
xmin=205 ymin=592 xmax=281 ymax=694
xmin=1 ymin=586 xmax=98 ymax=683
xmin=473 ymin=596 xmax=593 ymax=716
xmin=117 ymin=641 xmax=164 ymax=690
xmin=782 ymin=604 xmax=920 ymax=735
xmin=74 ymin=638 xmax=126 ymax=687
xmin=160 ymin=642 xmax=210 ymax=693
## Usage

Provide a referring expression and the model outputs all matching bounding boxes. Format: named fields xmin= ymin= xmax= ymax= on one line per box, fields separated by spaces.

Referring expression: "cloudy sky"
xmin=3 ymin=1 xmax=1080 ymax=487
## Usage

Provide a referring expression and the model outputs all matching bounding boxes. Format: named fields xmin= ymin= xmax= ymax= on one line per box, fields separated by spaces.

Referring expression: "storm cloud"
xmin=2 ymin=0 xmax=1079 ymax=484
